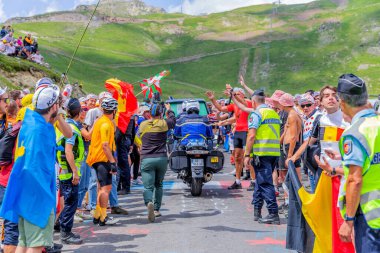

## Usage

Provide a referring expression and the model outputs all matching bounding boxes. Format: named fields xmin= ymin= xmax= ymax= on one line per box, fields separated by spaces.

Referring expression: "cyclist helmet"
xmin=186 ymin=100 xmax=200 ymax=114
xmin=35 ymin=77 xmax=54 ymax=91
xmin=101 ymin=97 xmax=118 ymax=111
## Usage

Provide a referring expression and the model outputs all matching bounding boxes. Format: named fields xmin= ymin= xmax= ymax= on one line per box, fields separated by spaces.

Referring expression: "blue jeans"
xmin=0 ymin=185 xmax=19 ymax=246
xmin=77 ymin=155 xmax=91 ymax=209
xmin=109 ymin=174 xmax=119 ymax=208
xmin=59 ymin=180 xmax=78 ymax=232
xmin=354 ymin=212 xmax=380 ymax=253
xmin=88 ymin=167 xmax=98 ymax=210
xmin=252 ymin=156 xmax=279 ymax=214
xmin=309 ymin=170 xmax=316 ymax=192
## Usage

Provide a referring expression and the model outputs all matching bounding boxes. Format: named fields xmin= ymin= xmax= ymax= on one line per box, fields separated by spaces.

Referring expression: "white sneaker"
xmin=99 ymin=216 xmax=119 ymax=226
xmin=76 ymin=211 xmax=92 ymax=220
xmin=133 ymin=178 xmax=143 ymax=185
xmin=74 ymin=214 xmax=83 ymax=223
xmin=147 ymin=202 xmax=155 ymax=222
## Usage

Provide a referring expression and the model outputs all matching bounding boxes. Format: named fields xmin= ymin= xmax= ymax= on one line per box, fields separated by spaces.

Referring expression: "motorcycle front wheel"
xmin=190 ymin=178 xmax=203 ymax=196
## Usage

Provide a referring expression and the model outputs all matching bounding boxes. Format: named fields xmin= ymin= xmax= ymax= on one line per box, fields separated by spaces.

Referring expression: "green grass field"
xmin=1 ymin=0 xmax=380 ymax=98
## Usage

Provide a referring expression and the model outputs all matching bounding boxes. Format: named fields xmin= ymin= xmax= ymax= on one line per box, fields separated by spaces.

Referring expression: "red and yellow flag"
xmin=105 ymin=79 xmax=138 ymax=133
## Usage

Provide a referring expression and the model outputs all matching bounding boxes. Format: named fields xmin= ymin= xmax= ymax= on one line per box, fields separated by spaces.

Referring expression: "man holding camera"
xmin=86 ymin=97 xmax=119 ymax=226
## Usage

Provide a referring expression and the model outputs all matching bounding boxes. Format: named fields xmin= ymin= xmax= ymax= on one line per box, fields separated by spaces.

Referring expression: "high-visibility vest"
xmin=252 ymin=107 xmax=281 ymax=157
xmin=338 ymin=114 xmax=380 ymax=229
xmin=56 ymin=122 xmax=84 ymax=181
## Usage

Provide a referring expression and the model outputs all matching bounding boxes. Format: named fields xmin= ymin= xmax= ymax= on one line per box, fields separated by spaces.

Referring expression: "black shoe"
xmin=254 ymin=209 xmax=262 ymax=221
xmin=111 ymin=206 xmax=129 ymax=215
xmin=242 ymin=171 xmax=251 ymax=180
xmin=45 ymin=245 xmax=61 ymax=253
xmin=53 ymin=243 xmax=63 ymax=250
xmin=60 ymin=232 xmax=83 ymax=245
xmin=258 ymin=213 xmax=281 ymax=225
xmin=93 ymin=217 xmax=100 ymax=225
xmin=99 ymin=216 xmax=119 ymax=226
xmin=247 ymin=181 xmax=255 ymax=191
xmin=117 ymin=189 xmax=130 ymax=195
xmin=228 ymin=181 xmax=242 ymax=190
xmin=278 ymin=203 xmax=289 ymax=214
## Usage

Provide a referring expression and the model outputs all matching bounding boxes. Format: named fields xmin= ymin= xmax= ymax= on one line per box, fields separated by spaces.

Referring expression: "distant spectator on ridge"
xmin=0 ymin=26 xmax=7 ymax=38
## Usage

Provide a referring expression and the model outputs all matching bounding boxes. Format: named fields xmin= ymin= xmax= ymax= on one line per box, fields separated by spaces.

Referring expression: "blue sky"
xmin=0 ymin=0 xmax=315 ymax=22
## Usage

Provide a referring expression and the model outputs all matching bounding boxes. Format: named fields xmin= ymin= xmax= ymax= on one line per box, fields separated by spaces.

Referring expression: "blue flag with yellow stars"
xmin=0 ymin=109 xmax=57 ymax=228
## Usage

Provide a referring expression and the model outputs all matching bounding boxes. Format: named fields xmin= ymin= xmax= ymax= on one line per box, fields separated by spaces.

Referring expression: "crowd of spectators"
xmin=0 ymin=25 xmax=48 ymax=67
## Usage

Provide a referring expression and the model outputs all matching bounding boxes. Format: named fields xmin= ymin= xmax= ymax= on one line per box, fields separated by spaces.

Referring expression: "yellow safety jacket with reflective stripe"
xmin=338 ymin=114 xmax=380 ymax=229
xmin=252 ymin=107 xmax=281 ymax=157
xmin=56 ymin=122 xmax=84 ymax=181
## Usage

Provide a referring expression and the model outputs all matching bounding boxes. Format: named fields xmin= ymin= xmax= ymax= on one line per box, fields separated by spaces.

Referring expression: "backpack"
xmin=0 ymin=121 xmax=22 ymax=167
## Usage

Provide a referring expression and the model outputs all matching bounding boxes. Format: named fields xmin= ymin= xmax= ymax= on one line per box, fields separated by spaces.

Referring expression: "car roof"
xmin=165 ymin=98 xmax=206 ymax=103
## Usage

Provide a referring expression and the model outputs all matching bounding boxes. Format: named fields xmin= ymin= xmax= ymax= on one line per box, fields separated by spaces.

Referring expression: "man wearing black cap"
xmin=336 ymin=74 xmax=380 ymax=253
xmin=233 ymin=90 xmax=281 ymax=224
xmin=56 ymin=98 xmax=84 ymax=244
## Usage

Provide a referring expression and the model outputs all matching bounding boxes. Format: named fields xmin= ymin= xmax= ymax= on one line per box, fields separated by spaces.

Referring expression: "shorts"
xmin=93 ymin=162 xmax=113 ymax=187
xmin=283 ymin=142 xmax=302 ymax=168
xmin=233 ymin=131 xmax=247 ymax=149
xmin=277 ymin=147 xmax=286 ymax=170
xmin=4 ymin=219 xmax=19 ymax=246
xmin=18 ymin=211 xmax=54 ymax=248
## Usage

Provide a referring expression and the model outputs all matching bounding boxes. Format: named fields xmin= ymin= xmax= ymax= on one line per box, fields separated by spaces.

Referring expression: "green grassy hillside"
xmin=3 ymin=0 xmax=380 ymax=98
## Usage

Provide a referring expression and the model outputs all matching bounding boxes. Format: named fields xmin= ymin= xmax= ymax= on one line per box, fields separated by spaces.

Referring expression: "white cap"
xmin=33 ymin=84 xmax=60 ymax=110
xmin=98 ymin=91 xmax=112 ymax=100
xmin=35 ymin=77 xmax=54 ymax=91
xmin=79 ymin=97 xmax=87 ymax=103
xmin=233 ymin=87 xmax=245 ymax=95
xmin=0 ymin=86 xmax=7 ymax=96
xmin=86 ymin=93 xmax=98 ymax=100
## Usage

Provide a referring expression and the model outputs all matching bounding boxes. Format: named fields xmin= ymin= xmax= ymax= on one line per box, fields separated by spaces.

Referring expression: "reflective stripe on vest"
xmin=56 ymin=122 xmax=84 ymax=181
xmin=252 ymin=107 xmax=281 ymax=157
xmin=338 ymin=114 xmax=380 ymax=229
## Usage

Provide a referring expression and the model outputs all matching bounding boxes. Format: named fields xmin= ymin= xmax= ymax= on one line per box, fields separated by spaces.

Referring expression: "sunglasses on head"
xmin=0 ymin=98 xmax=9 ymax=104
xmin=301 ymin=104 xmax=312 ymax=108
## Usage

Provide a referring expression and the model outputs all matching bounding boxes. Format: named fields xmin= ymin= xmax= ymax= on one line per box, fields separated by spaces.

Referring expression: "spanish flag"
xmin=286 ymin=161 xmax=355 ymax=253
xmin=105 ymin=79 xmax=138 ymax=133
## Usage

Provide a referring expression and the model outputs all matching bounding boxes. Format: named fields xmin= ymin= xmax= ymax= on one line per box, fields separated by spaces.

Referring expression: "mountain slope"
xmin=3 ymin=0 xmax=380 ymax=98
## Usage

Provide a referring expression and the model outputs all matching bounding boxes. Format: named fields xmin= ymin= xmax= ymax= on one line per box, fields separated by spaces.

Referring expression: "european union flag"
xmin=0 ymin=109 xmax=57 ymax=228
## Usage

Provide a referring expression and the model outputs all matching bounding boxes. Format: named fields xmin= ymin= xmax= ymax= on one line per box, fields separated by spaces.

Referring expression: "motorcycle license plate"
xmin=211 ymin=157 xmax=219 ymax=163
xmin=191 ymin=159 xmax=204 ymax=167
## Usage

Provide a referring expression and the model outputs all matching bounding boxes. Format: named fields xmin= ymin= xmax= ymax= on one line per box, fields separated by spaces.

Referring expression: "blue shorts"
xmin=4 ymin=219 xmax=19 ymax=246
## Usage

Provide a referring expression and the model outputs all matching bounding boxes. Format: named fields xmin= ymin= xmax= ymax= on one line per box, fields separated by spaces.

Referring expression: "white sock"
xmin=251 ymin=179 xmax=256 ymax=183
xmin=235 ymin=179 xmax=241 ymax=184
xmin=285 ymin=198 xmax=289 ymax=205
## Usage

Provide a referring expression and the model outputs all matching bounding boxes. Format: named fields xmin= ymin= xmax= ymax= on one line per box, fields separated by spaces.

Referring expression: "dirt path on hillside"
xmin=44 ymin=45 xmax=251 ymax=69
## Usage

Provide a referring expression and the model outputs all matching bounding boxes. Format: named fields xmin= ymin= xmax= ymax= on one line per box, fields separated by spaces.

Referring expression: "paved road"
xmin=62 ymin=155 xmax=292 ymax=253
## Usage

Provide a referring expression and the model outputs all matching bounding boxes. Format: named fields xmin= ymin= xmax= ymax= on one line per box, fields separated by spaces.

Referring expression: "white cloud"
xmin=73 ymin=0 xmax=98 ymax=8
xmin=168 ymin=0 xmax=315 ymax=15
xmin=46 ymin=1 xmax=59 ymax=13
xmin=0 ymin=0 xmax=6 ymax=22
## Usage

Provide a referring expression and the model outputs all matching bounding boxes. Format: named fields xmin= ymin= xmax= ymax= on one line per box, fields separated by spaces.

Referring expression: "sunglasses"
xmin=0 ymin=98 xmax=9 ymax=104
xmin=301 ymin=104 xmax=313 ymax=108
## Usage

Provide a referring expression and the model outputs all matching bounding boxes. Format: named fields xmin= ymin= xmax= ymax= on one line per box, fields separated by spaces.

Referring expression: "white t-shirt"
xmin=4 ymin=45 xmax=15 ymax=55
xmin=84 ymin=107 xmax=102 ymax=128
xmin=31 ymin=54 xmax=44 ymax=64
xmin=318 ymin=109 xmax=350 ymax=168
xmin=303 ymin=110 xmax=323 ymax=141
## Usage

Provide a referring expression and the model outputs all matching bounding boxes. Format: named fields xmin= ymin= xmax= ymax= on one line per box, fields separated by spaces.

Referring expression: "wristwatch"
xmin=330 ymin=167 xmax=337 ymax=176
xmin=344 ymin=214 xmax=355 ymax=221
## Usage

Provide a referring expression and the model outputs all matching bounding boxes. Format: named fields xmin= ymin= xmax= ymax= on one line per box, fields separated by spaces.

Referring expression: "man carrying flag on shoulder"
xmin=0 ymin=85 xmax=61 ymax=252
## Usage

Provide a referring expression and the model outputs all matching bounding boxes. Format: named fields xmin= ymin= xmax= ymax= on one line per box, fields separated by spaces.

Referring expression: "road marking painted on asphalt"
xmin=246 ymin=237 xmax=286 ymax=246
